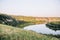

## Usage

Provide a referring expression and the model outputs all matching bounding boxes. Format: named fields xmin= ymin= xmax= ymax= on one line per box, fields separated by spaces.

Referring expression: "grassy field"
xmin=0 ymin=24 xmax=60 ymax=40
xmin=11 ymin=15 xmax=47 ymax=24
xmin=11 ymin=15 xmax=60 ymax=24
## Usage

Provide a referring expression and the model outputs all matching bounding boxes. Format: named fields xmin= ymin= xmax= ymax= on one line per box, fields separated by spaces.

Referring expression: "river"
xmin=23 ymin=24 xmax=60 ymax=35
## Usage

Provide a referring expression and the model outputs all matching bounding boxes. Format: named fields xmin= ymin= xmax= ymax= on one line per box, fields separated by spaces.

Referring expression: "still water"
xmin=24 ymin=24 xmax=60 ymax=35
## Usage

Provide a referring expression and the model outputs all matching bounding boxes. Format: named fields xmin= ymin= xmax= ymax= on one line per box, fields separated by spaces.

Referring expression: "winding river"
xmin=24 ymin=24 xmax=60 ymax=35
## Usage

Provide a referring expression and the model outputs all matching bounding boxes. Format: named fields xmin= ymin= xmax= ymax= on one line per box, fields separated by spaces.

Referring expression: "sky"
xmin=0 ymin=0 xmax=60 ymax=17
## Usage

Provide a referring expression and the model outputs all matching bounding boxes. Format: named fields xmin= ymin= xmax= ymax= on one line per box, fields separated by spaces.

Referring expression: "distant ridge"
xmin=11 ymin=15 xmax=60 ymax=24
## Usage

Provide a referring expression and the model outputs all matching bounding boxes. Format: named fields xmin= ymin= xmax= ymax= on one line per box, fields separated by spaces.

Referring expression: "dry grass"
xmin=11 ymin=15 xmax=60 ymax=24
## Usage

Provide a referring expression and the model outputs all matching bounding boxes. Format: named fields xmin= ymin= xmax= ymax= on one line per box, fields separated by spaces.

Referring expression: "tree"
xmin=46 ymin=21 xmax=60 ymax=31
xmin=0 ymin=14 xmax=19 ymax=27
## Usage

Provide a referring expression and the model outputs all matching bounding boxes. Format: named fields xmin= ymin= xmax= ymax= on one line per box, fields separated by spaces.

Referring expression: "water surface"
xmin=24 ymin=24 xmax=60 ymax=35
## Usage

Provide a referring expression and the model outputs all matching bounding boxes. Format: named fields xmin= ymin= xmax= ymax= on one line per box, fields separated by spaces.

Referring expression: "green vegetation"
xmin=0 ymin=24 xmax=60 ymax=40
xmin=17 ymin=20 xmax=34 ymax=28
xmin=46 ymin=21 xmax=60 ymax=31
xmin=0 ymin=14 xmax=34 ymax=28
xmin=0 ymin=14 xmax=19 ymax=27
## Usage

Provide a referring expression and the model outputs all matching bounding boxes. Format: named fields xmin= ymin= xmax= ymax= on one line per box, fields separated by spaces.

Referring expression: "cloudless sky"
xmin=0 ymin=0 xmax=60 ymax=17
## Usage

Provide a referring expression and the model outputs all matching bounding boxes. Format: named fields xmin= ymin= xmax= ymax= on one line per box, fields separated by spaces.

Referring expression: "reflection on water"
xmin=24 ymin=24 xmax=60 ymax=35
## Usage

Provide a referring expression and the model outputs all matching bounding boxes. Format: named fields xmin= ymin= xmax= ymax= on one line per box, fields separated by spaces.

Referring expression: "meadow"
xmin=12 ymin=15 xmax=60 ymax=24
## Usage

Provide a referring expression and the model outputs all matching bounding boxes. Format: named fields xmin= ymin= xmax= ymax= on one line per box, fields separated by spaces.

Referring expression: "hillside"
xmin=11 ymin=15 xmax=60 ymax=24
xmin=0 ymin=24 xmax=60 ymax=40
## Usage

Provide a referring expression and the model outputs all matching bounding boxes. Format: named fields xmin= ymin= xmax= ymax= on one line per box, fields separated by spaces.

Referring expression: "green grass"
xmin=0 ymin=24 xmax=60 ymax=40
xmin=18 ymin=22 xmax=34 ymax=28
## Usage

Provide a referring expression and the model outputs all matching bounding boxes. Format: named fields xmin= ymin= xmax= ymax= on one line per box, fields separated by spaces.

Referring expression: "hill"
xmin=0 ymin=24 xmax=60 ymax=40
xmin=11 ymin=15 xmax=60 ymax=24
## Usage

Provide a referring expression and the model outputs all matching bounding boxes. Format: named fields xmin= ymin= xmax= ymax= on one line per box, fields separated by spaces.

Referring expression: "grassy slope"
xmin=0 ymin=24 xmax=60 ymax=40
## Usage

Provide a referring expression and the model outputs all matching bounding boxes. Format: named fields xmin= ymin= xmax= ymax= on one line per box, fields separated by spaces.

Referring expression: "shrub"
xmin=46 ymin=21 xmax=60 ymax=31
xmin=0 ymin=14 xmax=19 ymax=27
